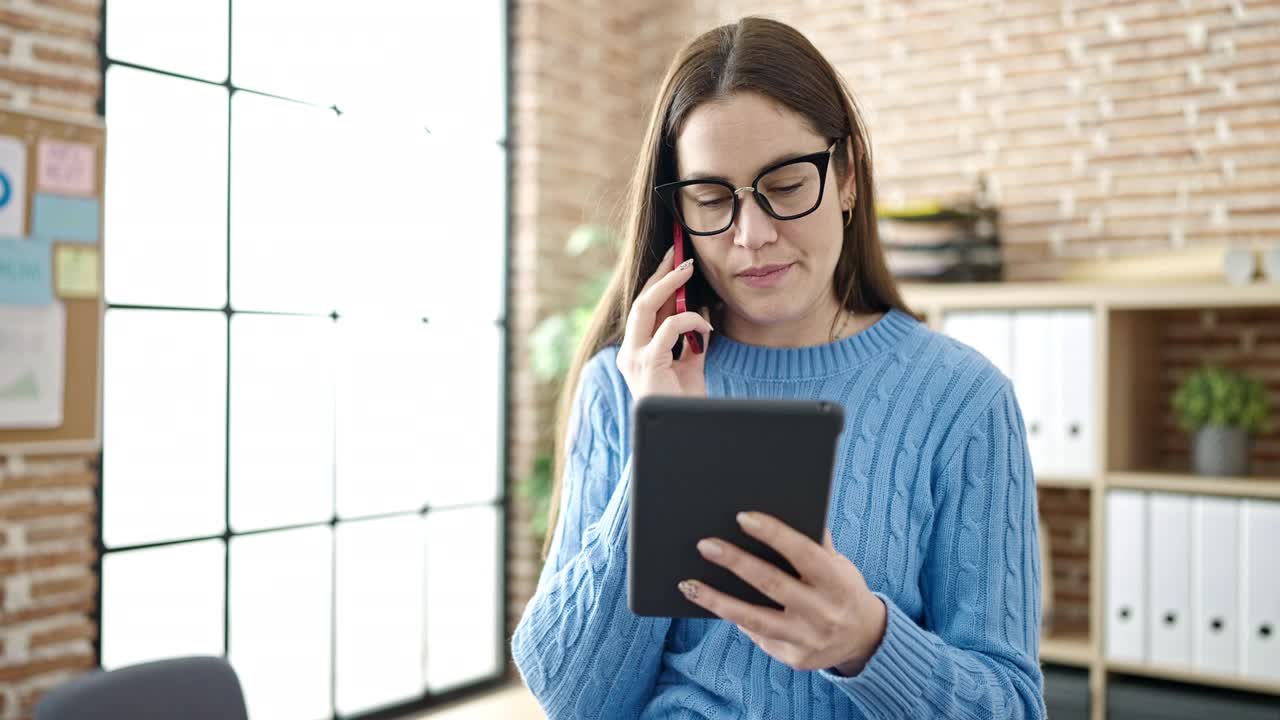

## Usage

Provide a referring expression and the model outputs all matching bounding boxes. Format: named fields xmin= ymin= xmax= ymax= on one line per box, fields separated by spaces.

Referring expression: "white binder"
xmin=1148 ymin=492 xmax=1192 ymax=667
xmin=1191 ymin=496 xmax=1240 ymax=675
xmin=1011 ymin=311 xmax=1056 ymax=478
xmin=943 ymin=311 xmax=1013 ymax=379
xmin=1050 ymin=310 xmax=1096 ymax=479
xmin=1106 ymin=490 xmax=1147 ymax=662
xmin=1242 ymin=499 xmax=1280 ymax=681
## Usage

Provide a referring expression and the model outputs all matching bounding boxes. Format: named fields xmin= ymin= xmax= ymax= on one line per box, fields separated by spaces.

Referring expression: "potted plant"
xmin=1171 ymin=365 xmax=1269 ymax=477
xmin=518 ymin=225 xmax=615 ymax=547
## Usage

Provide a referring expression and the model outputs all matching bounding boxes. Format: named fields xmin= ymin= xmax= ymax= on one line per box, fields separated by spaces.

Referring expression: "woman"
xmin=513 ymin=16 xmax=1045 ymax=720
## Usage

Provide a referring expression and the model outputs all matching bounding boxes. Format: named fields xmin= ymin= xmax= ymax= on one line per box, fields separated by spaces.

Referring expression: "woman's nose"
xmin=732 ymin=191 xmax=778 ymax=251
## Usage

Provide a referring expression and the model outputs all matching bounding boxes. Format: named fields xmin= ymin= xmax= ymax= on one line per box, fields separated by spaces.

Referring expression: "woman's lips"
xmin=736 ymin=263 xmax=794 ymax=288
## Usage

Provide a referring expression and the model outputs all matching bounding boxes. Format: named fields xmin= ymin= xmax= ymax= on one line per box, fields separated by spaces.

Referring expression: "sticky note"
xmin=54 ymin=245 xmax=99 ymax=299
xmin=37 ymin=140 xmax=96 ymax=196
xmin=31 ymin=194 xmax=99 ymax=244
xmin=0 ymin=235 xmax=54 ymax=305
xmin=0 ymin=136 xmax=28 ymax=237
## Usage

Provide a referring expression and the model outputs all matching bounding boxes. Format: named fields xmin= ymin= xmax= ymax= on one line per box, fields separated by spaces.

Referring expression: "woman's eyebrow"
xmin=681 ymin=148 xmax=814 ymax=183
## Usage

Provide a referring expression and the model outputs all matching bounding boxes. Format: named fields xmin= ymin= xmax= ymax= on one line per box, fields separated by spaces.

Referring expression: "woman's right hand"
xmin=617 ymin=245 xmax=714 ymax=401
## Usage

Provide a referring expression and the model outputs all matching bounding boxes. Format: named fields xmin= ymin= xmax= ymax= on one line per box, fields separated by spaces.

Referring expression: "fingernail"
xmin=678 ymin=580 xmax=699 ymax=600
xmin=697 ymin=539 xmax=723 ymax=558
xmin=737 ymin=512 xmax=760 ymax=531
xmin=679 ymin=258 xmax=694 ymax=270
xmin=664 ymin=246 xmax=674 ymax=259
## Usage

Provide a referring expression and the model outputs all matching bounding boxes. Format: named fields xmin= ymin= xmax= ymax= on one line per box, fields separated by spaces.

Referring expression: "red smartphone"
xmin=672 ymin=222 xmax=705 ymax=356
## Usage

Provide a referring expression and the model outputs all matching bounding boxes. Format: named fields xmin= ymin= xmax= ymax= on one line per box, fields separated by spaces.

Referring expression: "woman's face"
xmin=675 ymin=91 xmax=851 ymax=341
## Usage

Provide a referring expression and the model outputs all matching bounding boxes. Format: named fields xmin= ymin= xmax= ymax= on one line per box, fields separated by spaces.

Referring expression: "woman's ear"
xmin=839 ymin=135 xmax=858 ymax=210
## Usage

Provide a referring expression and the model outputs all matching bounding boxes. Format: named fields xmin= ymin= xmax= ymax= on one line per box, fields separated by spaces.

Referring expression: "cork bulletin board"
xmin=0 ymin=104 xmax=105 ymax=455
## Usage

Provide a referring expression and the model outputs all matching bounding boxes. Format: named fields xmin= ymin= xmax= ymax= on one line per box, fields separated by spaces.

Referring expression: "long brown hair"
xmin=542 ymin=17 xmax=913 ymax=556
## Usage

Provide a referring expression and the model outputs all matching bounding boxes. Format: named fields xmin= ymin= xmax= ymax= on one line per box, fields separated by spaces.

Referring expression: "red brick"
xmin=31 ymin=0 xmax=101 ymax=21
xmin=0 ymin=9 xmax=96 ymax=43
xmin=0 ymin=468 xmax=96 ymax=492
xmin=0 ymin=501 xmax=96 ymax=523
xmin=0 ymin=65 xmax=98 ymax=96
xmin=0 ymin=547 xmax=96 ymax=575
xmin=24 ymin=521 xmax=96 ymax=545
xmin=31 ymin=573 xmax=97 ymax=600
xmin=0 ymin=595 xmax=96 ymax=626
xmin=0 ymin=652 xmax=95 ymax=683
xmin=29 ymin=618 xmax=98 ymax=650
xmin=27 ymin=91 xmax=98 ymax=118
xmin=30 ymin=42 xmax=98 ymax=71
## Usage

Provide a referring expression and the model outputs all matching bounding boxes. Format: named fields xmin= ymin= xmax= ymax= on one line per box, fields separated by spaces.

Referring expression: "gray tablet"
xmin=629 ymin=395 xmax=845 ymax=618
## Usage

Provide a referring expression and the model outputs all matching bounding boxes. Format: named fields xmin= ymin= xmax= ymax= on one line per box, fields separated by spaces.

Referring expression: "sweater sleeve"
xmin=511 ymin=354 xmax=671 ymax=719
xmin=819 ymin=382 xmax=1047 ymax=720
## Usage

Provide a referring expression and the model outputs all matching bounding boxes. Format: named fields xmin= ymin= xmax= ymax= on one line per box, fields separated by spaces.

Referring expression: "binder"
xmin=1011 ymin=311 xmax=1056 ymax=477
xmin=1191 ymin=496 xmax=1240 ymax=675
xmin=942 ymin=311 xmax=1013 ymax=379
xmin=1050 ymin=310 xmax=1096 ymax=478
xmin=1148 ymin=492 xmax=1192 ymax=667
xmin=1106 ymin=490 xmax=1147 ymax=662
xmin=1242 ymin=499 xmax=1280 ymax=681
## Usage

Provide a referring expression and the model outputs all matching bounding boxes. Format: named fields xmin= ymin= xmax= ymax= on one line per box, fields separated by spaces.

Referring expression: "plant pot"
xmin=1193 ymin=425 xmax=1250 ymax=477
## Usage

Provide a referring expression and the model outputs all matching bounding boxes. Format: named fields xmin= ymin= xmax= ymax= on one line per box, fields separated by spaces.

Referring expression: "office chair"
xmin=35 ymin=655 xmax=248 ymax=720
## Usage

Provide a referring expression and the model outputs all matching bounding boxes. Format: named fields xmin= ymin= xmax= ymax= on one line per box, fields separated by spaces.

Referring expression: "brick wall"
xmin=0 ymin=2 xmax=102 ymax=717
xmin=505 ymin=0 xmax=696 ymax=645
xmin=0 ymin=0 xmax=100 ymax=117
xmin=0 ymin=457 xmax=99 ymax=718
xmin=1038 ymin=487 xmax=1091 ymax=638
xmin=686 ymin=0 xmax=1280 ymax=278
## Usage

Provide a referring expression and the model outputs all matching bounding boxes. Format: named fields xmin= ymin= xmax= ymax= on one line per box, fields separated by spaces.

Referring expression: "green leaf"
xmin=530 ymin=314 xmax=573 ymax=382
xmin=1171 ymin=365 xmax=1270 ymax=433
xmin=566 ymin=225 xmax=611 ymax=256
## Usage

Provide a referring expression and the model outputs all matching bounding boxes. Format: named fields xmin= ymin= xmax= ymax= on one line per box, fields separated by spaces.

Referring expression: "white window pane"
xmin=332 ymin=114 xmax=431 ymax=317
xmin=326 ymin=3 xmax=504 ymax=139
xmin=419 ymin=3 xmax=506 ymax=140
xmin=230 ymin=92 xmax=337 ymax=314
xmin=104 ymin=67 xmax=228 ymax=309
xmin=335 ymin=516 xmax=425 ymax=715
xmin=230 ymin=527 xmax=332 ymax=720
xmin=232 ymin=0 xmax=337 ymax=104
xmin=425 ymin=505 xmax=501 ymax=692
xmin=423 ymin=139 xmax=506 ymax=322
xmin=230 ymin=315 xmax=333 ymax=531
xmin=103 ymin=309 xmax=226 ymax=548
xmin=424 ymin=323 xmax=503 ymax=507
xmin=106 ymin=0 xmax=229 ymax=82
xmin=336 ymin=319 xmax=430 ymax=518
xmin=101 ymin=540 xmax=225 ymax=669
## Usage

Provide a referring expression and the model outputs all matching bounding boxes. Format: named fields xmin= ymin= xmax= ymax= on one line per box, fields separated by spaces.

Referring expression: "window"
xmin=99 ymin=3 xmax=509 ymax=717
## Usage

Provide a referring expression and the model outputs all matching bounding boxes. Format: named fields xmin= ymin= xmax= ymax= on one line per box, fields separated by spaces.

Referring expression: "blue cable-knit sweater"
xmin=512 ymin=308 xmax=1046 ymax=719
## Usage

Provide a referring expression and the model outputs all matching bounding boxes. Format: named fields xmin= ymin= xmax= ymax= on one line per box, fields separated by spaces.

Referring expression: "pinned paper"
xmin=54 ymin=245 xmax=99 ymax=299
xmin=0 ymin=302 xmax=66 ymax=428
xmin=31 ymin=193 xmax=99 ymax=244
xmin=37 ymin=140 xmax=96 ymax=195
xmin=0 ymin=135 xmax=28 ymax=237
xmin=0 ymin=235 xmax=54 ymax=305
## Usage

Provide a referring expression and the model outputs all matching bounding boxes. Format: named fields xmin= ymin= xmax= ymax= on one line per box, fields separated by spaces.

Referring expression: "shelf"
xmin=1041 ymin=634 xmax=1094 ymax=668
xmin=901 ymin=281 xmax=1280 ymax=311
xmin=1106 ymin=472 xmax=1280 ymax=500
xmin=1036 ymin=475 xmax=1096 ymax=489
xmin=1107 ymin=661 xmax=1280 ymax=697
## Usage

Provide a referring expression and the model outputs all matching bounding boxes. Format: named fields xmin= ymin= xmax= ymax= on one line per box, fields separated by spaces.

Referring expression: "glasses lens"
xmin=675 ymin=183 xmax=734 ymax=234
xmin=758 ymin=161 xmax=822 ymax=219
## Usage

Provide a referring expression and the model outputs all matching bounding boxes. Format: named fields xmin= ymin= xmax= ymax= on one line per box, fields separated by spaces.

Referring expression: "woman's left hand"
xmin=677 ymin=511 xmax=888 ymax=676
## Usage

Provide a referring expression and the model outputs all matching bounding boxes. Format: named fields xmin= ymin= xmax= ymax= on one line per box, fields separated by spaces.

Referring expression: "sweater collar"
xmin=706 ymin=307 xmax=917 ymax=378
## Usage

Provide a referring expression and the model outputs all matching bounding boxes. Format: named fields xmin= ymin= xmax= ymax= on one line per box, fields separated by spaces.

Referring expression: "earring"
xmin=843 ymin=208 xmax=853 ymax=228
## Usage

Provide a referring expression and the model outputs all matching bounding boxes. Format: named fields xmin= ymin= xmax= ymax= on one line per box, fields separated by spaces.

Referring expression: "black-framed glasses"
xmin=654 ymin=141 xmax=837 ymax=236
